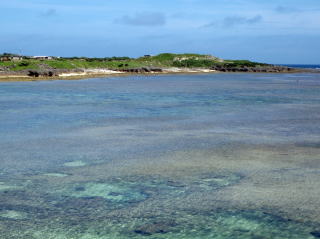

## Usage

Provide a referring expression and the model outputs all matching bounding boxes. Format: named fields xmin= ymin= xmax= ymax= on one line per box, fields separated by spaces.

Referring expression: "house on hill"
xmin=32 ymin=56 xmax=53 ymax=60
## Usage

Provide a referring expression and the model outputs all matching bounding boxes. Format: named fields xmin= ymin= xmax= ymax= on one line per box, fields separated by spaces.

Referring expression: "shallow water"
xmin=1 ymin=73 xmax=320 ymax=238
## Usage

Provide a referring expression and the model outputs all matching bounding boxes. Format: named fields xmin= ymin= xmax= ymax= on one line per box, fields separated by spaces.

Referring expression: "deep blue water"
xmin=1 ymin=73 xmax=320 ymax=238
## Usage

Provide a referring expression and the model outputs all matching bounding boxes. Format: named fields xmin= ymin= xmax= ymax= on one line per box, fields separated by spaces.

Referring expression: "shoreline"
xmin=0 ymin=67 xmax=316 ymax=83
xmin=0 ymin=68 xmax=218 ymax=82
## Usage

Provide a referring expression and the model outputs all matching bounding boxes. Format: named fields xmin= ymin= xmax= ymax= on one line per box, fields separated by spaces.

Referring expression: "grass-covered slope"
xmin=0 ymin=53 xmax=270 ymax=72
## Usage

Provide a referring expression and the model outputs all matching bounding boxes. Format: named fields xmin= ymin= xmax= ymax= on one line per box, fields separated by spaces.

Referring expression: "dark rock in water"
xmin=166 ymin=180 xmax=186 ymax=188
xmin=311 ymin=231 xmax=320 ymax=238
xmin=74 ymin=186 xmax=85 ymax=192
xmin=134 ymin=220 xmax=176 ymax=235
xmin=108 ymin=192 xmax=122 ymax=196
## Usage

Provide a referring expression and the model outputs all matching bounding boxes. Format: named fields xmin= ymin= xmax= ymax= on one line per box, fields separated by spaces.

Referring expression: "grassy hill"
xmin=0 ymin=53 xmax=268 ymax=72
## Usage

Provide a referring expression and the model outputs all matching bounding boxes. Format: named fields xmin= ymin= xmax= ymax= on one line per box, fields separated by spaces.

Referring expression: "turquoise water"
xmin=1 ymin=73 xmax=320 ymax=238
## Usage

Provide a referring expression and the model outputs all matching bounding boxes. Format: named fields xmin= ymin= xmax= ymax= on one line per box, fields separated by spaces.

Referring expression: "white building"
xmin=32 ymin=56 xmax=53 ymax=60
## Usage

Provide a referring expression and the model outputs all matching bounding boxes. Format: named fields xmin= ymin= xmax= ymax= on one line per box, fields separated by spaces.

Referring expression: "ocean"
xmin=0 ymin=73 xmax=320 ymax=238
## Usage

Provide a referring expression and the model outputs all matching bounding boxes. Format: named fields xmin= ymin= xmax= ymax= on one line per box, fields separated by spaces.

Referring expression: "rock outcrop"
xmin=211 ymin=65 xmax=297 ymax=73
xmin=120 ymin=67 xmax=163 ymax=73
xmin=27 ymin=69 xmax=84 ymax=77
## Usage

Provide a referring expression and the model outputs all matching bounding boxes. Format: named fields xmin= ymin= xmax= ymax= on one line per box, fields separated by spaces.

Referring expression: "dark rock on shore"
xmin=121 ymin=67 xmax=163 ymax=73
xmin=27 ymin=69 xmax=84 ymax=77
xmin=0 ymin=66 xmax=10 ymax=72
xmin=0 ymin=64 xmax=315 ymax=79
xmin=211 ymin=64 xmax=299 ymax=73
xmin=28 ymin=70 xmax=55 ymax=77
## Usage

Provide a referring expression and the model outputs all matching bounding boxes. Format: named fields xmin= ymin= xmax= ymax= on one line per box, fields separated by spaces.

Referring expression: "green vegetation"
xmin=222 ymin=60 xmax=268 ymax=67
xmin=172 ymin=59 xmax=215 ymax=68
xmin=0 ymin=59 xmax=41 ymax=71
xmin=136 ymin=53 xmax=223 ymax=67
xmin=0 ymin=58 xmax=144 ymax=71
xmin=0 ymin=53 xmax=269 ymax=71
xmin=0 ymin=52 xmax=20 ymax=57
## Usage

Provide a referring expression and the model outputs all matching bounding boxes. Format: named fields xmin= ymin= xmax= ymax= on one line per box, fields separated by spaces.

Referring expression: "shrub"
xmin=173 ymin=58 xmax=214 ymax=68
xmin=18 ymin=61 xmax=30 ymax=67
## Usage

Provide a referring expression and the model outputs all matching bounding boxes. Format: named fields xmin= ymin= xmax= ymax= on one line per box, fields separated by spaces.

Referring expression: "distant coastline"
xmin=0 ymin=53 xmax=317 ymax=82
xmin=279 ymin=64 xmax=320 ymax=69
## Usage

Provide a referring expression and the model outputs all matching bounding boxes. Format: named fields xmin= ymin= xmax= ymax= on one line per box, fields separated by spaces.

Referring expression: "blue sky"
xmin=1 ymin=0 xmax=319 ymax=63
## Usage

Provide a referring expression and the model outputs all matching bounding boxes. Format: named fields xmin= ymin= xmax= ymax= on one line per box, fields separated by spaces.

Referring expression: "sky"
xmin=0 ymin=0 xmax=319 ymax=64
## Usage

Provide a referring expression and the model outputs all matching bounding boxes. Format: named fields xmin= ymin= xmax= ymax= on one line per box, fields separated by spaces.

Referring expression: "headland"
xmin=0 ymin=53 xmax=315 ymax=82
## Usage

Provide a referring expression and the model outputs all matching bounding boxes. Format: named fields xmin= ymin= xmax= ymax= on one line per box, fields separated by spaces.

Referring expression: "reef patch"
xmin=134 ymin=220 xmax=177 ymax=236
xmin=193 ymin=172 xmax=242 ymax=189
xmin=43 ymin=173 xmax=69 ymax=178
xmin=128 ymin=210 xmax=317 ymax=239
xmin=58 ymin=181 xmax=148 ymax=204
xmin=0 ymin=182 xmax=22 ymax=191
xmin=0 ymin=210 xmax=27 ymax=220
xmin=63 ymin=160 xmax=87 ymax=167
